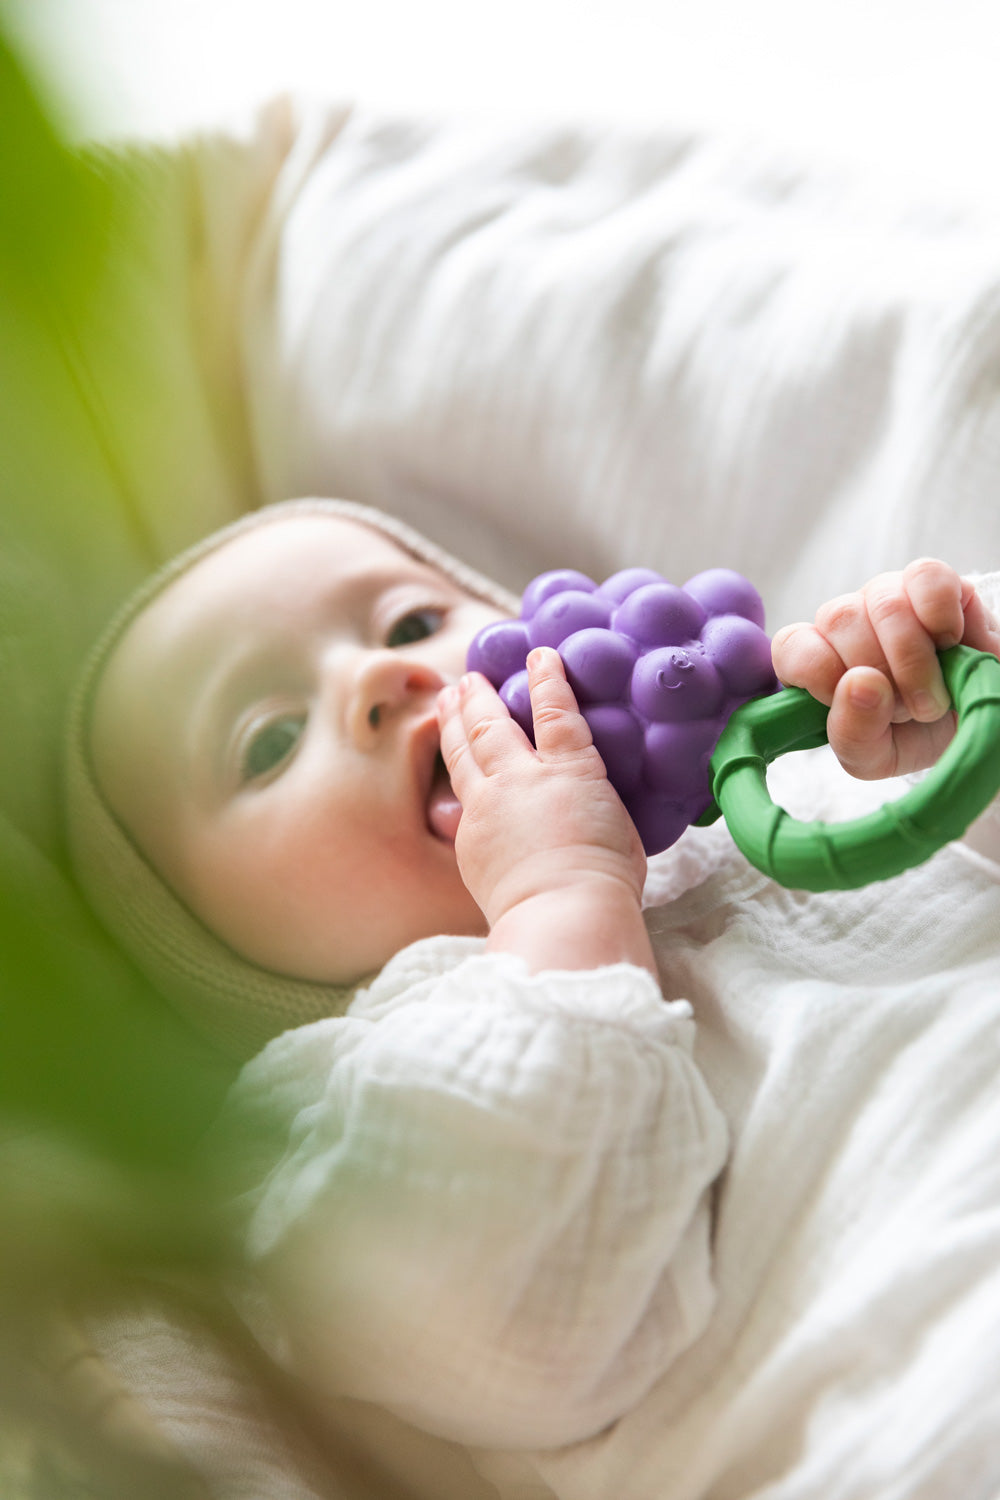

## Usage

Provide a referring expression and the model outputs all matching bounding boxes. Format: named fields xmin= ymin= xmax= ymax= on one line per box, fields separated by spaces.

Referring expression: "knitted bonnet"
xmin=64 ymin=498 xmax=518 ymax=1061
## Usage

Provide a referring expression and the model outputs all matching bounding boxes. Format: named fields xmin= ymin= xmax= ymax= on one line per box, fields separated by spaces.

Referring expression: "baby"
xmin=66 ymin=498 xmax=1000 ymax=1493
xmin=71 ymin=497 xmax=997 ymax=1025
xmin=66 ymin=499 xmax=519 ymax=1054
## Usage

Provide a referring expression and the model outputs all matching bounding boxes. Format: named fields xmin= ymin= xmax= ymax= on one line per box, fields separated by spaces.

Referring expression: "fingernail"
xmin=913 ymin=688 xmax=949 ymax=720
xmin=849 ymin=677 xmax=882 ymax=710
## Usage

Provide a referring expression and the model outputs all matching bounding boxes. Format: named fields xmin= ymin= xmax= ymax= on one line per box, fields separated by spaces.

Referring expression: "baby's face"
xmin=90 ymin=515 xmax=507 ymax=983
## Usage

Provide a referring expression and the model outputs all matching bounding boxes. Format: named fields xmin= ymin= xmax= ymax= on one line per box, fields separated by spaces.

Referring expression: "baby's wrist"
xmin=486 ymin=878 xmax=658 ymax=981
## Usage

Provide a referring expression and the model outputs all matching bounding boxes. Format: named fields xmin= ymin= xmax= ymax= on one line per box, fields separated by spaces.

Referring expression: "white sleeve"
xmin=217 ymin=937 xmax=728 ymax=1451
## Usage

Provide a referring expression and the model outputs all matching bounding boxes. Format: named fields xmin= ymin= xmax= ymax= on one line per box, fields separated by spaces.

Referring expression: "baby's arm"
xmin=771 ymin=559 xmax=1000 ymax=780
xmin=438 ymin=647 xmax=658 ymax=977
xmin=226 ymin=949 xmax=727 ymax=1449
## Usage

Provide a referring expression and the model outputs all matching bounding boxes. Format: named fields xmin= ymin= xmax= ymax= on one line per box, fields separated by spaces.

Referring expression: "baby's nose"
xmin=350 ymin=652 xmax=448 ymax=742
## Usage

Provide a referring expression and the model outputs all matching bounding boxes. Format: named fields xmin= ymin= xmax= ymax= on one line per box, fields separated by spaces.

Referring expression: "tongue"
xmin=427 ymin=774 xmax=462 ymax=844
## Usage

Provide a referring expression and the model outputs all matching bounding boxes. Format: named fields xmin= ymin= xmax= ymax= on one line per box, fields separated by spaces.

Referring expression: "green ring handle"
xmin=707 ymin=645 xmax=1000 ymax=890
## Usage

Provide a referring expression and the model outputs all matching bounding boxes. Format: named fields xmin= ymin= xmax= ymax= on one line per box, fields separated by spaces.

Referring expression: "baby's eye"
xmin=385 ymin=608 xmax=445 ymax=648
xmin=240 ymin=713 xmax=306 ymax=783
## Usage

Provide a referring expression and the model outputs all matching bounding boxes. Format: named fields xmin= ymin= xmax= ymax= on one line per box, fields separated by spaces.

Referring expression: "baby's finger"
xmin=437 ymin=682 xmax=482 ymax=796
xmin=813 ymin=590 xmax=890 ymax=679
xmin=770 ymin=621 xmax=846 ymax=707
xmin=526 ymin=648 xmax=595 ymax=759
xmin=826 ymin=666 xmax=898 ymax=780
xmin=864 ymin=574 xmax=949 ymax=722
xmin=901 ymin=558 xmax=966 ymax=648
xmin=455 ymin=670 xmax=528 ymax=775
xmin=959 ymin=578 xmax=1000 ymax=660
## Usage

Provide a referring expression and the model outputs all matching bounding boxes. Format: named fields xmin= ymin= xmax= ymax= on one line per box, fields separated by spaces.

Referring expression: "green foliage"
xmin=0 ymin=25 xmax=122 ymax=374
xmin=0 ymin=18 xmax=233 ymax=1242
xmin=0 ymin=27 xmax=265 ymax=1496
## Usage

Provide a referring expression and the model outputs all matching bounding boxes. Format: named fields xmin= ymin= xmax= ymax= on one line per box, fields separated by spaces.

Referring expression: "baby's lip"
xmin=411 ymin=714 xmax=461 ymax=843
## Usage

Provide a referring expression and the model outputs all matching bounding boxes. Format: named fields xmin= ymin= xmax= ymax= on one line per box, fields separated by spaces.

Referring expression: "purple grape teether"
xmin=467 ymin=566 xmax=779 ymax=855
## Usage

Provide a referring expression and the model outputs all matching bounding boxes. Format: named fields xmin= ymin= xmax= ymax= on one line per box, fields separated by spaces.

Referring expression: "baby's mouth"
xmin=426 ymin=751 xmax=462 ymax=844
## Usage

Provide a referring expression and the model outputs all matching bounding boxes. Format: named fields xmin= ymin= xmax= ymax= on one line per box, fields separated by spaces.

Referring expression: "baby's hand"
xmin=771 ymin=559 xmax=1000 ymax=779
xmin=437 ymin=648 xmax=655 ymax=976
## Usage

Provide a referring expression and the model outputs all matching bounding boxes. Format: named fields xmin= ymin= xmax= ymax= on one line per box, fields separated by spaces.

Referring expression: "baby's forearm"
xmin=486 ymin=876 xmax=659 ymax=980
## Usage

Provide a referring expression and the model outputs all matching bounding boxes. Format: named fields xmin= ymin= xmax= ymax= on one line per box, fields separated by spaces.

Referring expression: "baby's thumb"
xmin=826 ymin=667 xmax=897 ymax=780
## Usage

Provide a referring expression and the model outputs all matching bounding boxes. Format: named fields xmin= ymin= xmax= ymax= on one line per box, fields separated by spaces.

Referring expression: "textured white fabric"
xmin=213 ymin=575 xmax=1000 ymax=1498
xmin=87 ymin=1282 xmax=490 ymax=1500
xmin=237 ymin=103 xmax=1000 ymax=627
xmin=222 ymin=940 xmax=727 ymax=1452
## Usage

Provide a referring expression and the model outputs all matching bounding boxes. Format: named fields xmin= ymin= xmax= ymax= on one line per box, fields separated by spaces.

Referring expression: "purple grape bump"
xmin=466 ymin=564 xmax=779 ymax=854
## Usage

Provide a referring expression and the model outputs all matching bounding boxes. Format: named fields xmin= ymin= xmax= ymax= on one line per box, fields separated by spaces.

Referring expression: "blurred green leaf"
xmin=0 ymin=25 xmax=249 ymax=1497
xmin=0 ymin=18 xmax=232 ymax=1198
xmin=0 ymin=27 xmax=110 ymax=303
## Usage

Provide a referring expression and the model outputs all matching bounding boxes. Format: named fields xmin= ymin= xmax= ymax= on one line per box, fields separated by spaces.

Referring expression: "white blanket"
xmin=226 ymin=100 xmax=1000 ymax=625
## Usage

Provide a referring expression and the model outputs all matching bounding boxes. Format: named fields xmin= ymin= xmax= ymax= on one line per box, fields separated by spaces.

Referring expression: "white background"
xmin=4 ymin=0 xmax=1000 ymax=204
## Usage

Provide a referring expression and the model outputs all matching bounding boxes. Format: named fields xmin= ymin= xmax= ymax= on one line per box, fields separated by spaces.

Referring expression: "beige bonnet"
xmin=63 ymin=498 xmax=518 ymax=1061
